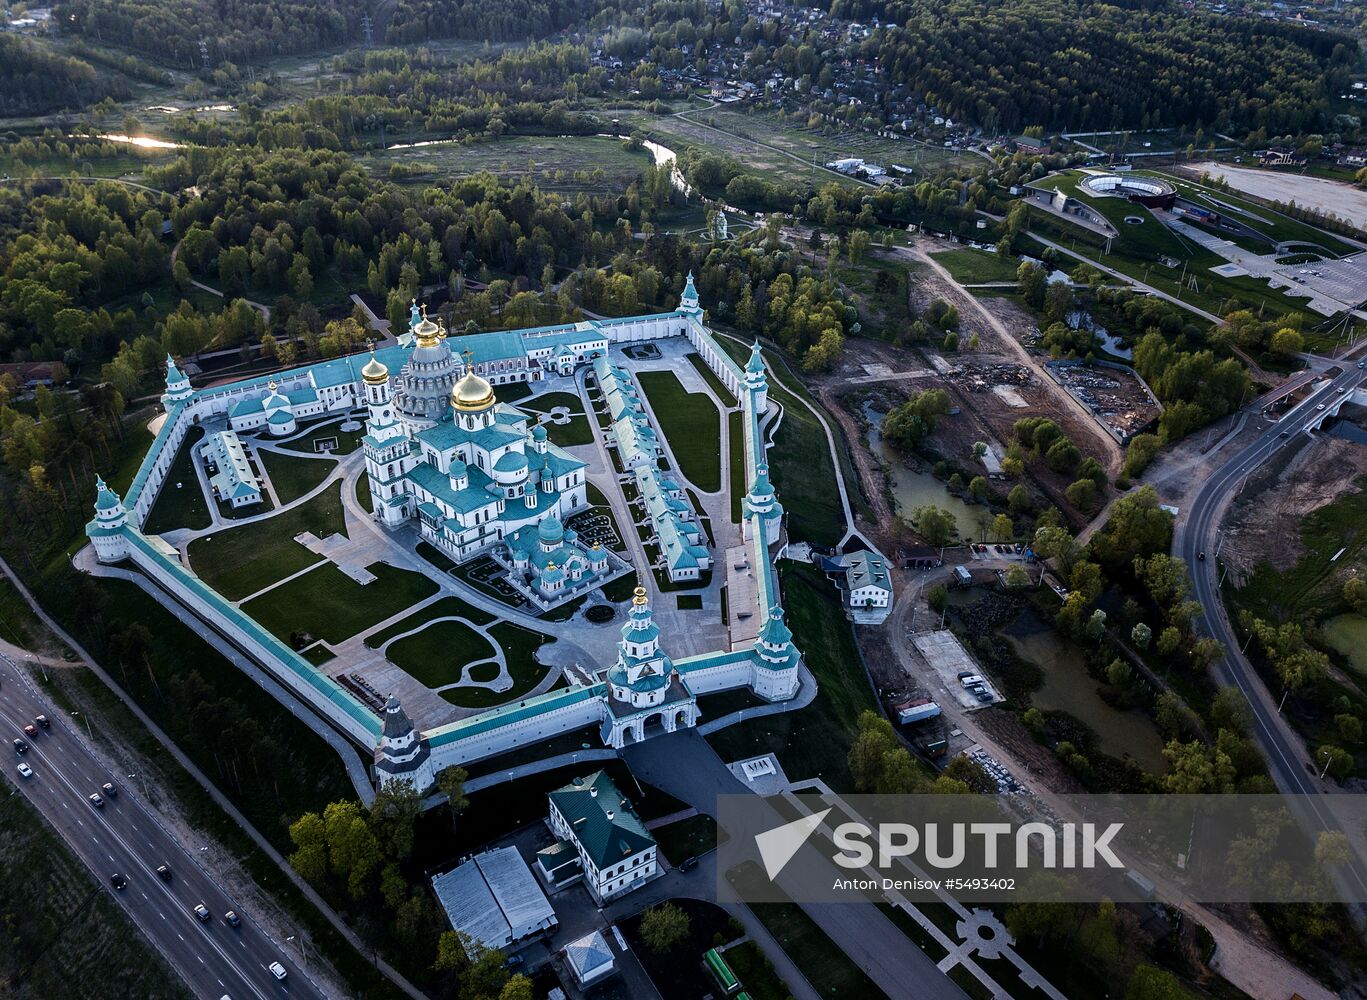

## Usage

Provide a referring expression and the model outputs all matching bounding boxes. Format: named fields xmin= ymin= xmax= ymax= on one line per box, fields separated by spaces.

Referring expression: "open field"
xmin=186 ymin=482 xmax=346 ymax=599
xmin=359 ymin=135 xmax=653 ymax=192
xmin=1189 ymin=161 xmax=1367 ymax=233
xmin=0 ymin=792 xmax=190 ymax=1000
xmin=385 ymin=618 xmax=496 ymax=688
xmin=242 ymin=561 xmax=438 ymax=645
xmin=637 ymin=369 xmax=722 ymax=492
xmin=930 ymin=248 xmax=1020 ymax=284
xmin=256 ymin=448 xmax=335 ymax=504
xmin=142 ymin=426 xmax=210 ymax=534
xmin=439 ymin=622 xmax=551 ymax=708
xmin=279 ymin=420 xmax=365 ymax=455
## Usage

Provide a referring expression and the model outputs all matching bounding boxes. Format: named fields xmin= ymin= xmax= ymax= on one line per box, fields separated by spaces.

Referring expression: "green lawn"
xmin=142 ymin=426 xmax=211 ymax=534
xmin=109 ymin=423 xmax=157 ymax=497
xmin=931 ymin=248 xmax=1020 ymax=284
xmin=256 ymin=448 xmax=336 ymax=505
xmin=365 ymin=595 xmax=497 ymax=646
xmin=545 ymin=415 xmax=595 ymax=447
xmin=187 ymin=482 xmax=346 ymax=600
xmin=279 ymin=420 xmax=366 ymax=455
xmin=637 ymin=369 xmax=722 ymax=492
xmin=495 ymin=382 xmax=534 ymax=403
xmin=302 ymin=645 xmax=336 ymax=666
xmin=722 ymin=940 xmax=794 ymax=1000
xmin=687 ymin=352 xmax=738 ymax=407
xmin=441 ymin=622 xmax=552 ymax=708
xmin=242 ymin=561 xmax=438 ymax=646
xmin=706 ymin=562 xmax=874 ymax=790
xmin=728 ymin=409 xmax=745 ymax=524
xmin=385 ymin=618 xmax=497 ymax=688
xmin=652 ymin=812 xmax=719 ymax=864
xmin=522 ymin=391 xmax=585 ymax=414
xmin=0 ymin=793 xmax=190 ymax=1000
xmin=717 ymin=338 xmax=845 ymax=547
xmin=0 ymin=573 xmax=41 ymax=649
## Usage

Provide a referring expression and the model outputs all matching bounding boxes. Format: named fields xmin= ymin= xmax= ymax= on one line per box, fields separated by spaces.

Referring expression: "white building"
xmin=431 ymin=846 xmax=557 ymax=952
xmin=547 ymin=771 xmax=658 ymax=904
xmin=826 ymin=549 xmax=893 ymax=624
xmin=203 ymin=430 xmax=262 ymax=509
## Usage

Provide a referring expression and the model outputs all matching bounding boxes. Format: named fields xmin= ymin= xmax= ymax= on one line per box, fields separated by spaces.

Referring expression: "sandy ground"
xmin=1220 ymin=429 xmax=1367 ymax=582
xmin=1190 ymin=161 xmax=1367 ymax=232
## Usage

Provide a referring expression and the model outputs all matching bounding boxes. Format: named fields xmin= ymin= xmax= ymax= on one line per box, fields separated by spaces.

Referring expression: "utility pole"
xmin=361 ymin=12 xmax=373 ymax=46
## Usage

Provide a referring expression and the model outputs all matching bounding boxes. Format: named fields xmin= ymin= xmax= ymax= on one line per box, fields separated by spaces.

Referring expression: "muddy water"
xmin=1004 ymin=611 xmax=1167 ymax=772
xmin=862 ymin=403 xmax=984 ymax=539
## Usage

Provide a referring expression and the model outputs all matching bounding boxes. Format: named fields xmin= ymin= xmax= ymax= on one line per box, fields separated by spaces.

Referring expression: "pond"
xmin=862 ymin=403 xmax=984 ymax=540
xmin=1066 ymin=309 xmax=1131 ymax=360
xmin=1004 ymin=608 xmax=1167 ymax=773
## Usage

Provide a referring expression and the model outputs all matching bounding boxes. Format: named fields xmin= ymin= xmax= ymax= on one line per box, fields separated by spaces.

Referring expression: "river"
xmin=861 ymin=402 xmax=984 ymax=539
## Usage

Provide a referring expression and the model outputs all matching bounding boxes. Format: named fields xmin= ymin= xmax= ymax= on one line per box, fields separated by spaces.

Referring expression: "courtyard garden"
xmin=256 ymin=446 xmax=336 ymax=505
xmin=142 ymin=425 xmax=211 ymax=534
xmin=187 ymin=482 xmax=347 ymax=600
xmin=384 ymin=618 xmax=498 ymax=688
xmin=636 ymin=369 xmax=722 ymax=492
xmin=242 ymin=561 xmax=439 ymax=647
xmin=440 ymin=622 xmax=553 ymax=708
xmin=279 ymin=419 xmax=366 ymax=455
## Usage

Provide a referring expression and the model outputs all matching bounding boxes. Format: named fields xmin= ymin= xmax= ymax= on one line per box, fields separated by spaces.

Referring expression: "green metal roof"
xmin=548 ymin=770 xmax=656 ymax=870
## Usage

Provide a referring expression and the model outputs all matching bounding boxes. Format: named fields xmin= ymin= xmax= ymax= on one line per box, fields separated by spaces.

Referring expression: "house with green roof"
xmin=547 ymin=771 xmax=659 ymax=903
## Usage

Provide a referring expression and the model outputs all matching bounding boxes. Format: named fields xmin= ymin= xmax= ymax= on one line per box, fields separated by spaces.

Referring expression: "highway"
xmin=0 ymin=657 xmax=327 ymax=1000
xmin=1178 ymin=360 xmax=1367 ymax=899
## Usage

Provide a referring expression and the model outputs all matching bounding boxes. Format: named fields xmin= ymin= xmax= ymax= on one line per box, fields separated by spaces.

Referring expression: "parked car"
xmin=88 ymin=792 xmax=104 ymax=808
xmin=269 ymin=962 xmax=288 ymax=981
xmin=16 ymin=762 xmax=32 ymax=779
xmin=110 ymin=873 xmax=128 ymax=891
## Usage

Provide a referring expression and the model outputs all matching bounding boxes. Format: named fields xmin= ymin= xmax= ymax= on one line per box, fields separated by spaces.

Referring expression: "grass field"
xmin=931 ymin=248 xmax=1020 ymax=284
xmin=0 ymin=792 xmax=190 ymax=1000
xmin=545 ymin=415 xmax=594 ymax=447
xmin=706 ymin=562 xmax=874 ymax=790
xmin=365 ymin=595 xmax=497 ymax=646
xmin=728 ymin=410 xmax=745 ymax=524
xmin=687 ymin=352 xmax=738 ymax=408
xmin=256 ymin=448 xmax=336 ymax=504
xmin=242 ymin=561 xmax=438 ymax=646
xmin=142 ymin=426 xmax=211 ymax=535
xmin=385 ymin=619 xmax=496 ymax=688
xmin=652 ymin=812 xmax=718 ymax=864
xmin=521 ymin=391 xmax=584 ymax=414
xmin=716 ymin=337 xmax=845 ymax=547
xmin=721 ymin=941 xmax=792 ymax=1000
xmin=637 ymin=369 xmax=722 ymax=492
xmin=361 ymin=134 xmax=652 ymax=192
xmin=439 ymin=622 xmax=551 ymax=708
xmin=0 ymin=573 xmax=40 ymax=649
xmin=186 ymin=482 xmax=345 ymax=599
xmin=279 ymin=420 xmax=365 ymax=455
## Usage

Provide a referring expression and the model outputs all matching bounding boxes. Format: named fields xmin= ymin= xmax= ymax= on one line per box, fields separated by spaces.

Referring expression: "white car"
xmin=16 ymin=762 xmax=32 ymax=779
xmin=269 ymin=961 xmax=287 ymax=981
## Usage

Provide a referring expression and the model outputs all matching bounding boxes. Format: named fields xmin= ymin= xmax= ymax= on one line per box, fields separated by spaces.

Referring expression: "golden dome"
xmin=361 ymin=348 xmax=388 ymax=385
xmin=414 ymin=317 xmax=441 ymax=348
xmin=451 ymin=362 xmax=495 ymax=412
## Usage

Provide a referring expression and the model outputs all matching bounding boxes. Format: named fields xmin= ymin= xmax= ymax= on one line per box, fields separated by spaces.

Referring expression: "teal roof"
xmin=94 ymin=475 xmax=122 ymax=511
xmin=408 ymin=462 xmax=501 ymax=515
xmin=425 ymin=684 xmax=605 ymax=747
xmin=493 ymin=450 xmax=529 ymax=474
xmin=445 ymin=330 xmax=527 ymax=364
xmin=538 ymin=516 xmax=564 ymax=544
xmin=548 ymin=771 xmax=655 ymax=869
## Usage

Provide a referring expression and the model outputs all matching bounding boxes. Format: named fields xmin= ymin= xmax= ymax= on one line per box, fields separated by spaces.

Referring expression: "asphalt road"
xmin=0 ymin=657 xmax=326 ymax=1000
xmin=1178 ymin=361 xmax=1367 ymax=899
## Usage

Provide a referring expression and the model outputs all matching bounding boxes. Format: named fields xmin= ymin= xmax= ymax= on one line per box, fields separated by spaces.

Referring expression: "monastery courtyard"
xmin=123 ymin=336 xmax=745 ymax=732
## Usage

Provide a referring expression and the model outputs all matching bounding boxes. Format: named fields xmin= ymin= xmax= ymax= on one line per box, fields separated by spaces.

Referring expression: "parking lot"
xmin=910 ymin=630 xmax=1004 ymax=710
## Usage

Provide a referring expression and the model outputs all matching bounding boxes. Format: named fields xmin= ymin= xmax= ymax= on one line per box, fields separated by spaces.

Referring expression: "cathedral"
xmin=359 ymin=315 xmax=598 ymax=591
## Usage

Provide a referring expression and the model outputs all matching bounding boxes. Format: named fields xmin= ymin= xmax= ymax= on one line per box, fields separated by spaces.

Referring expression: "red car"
xmin=22 ymin=724 xmax=37 ymax=738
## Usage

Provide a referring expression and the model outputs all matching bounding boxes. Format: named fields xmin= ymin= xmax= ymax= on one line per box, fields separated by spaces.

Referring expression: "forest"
xmin=0 ymin=35 xmax=130 ymax=116
xmin=845 ymin=0 xmax=1357 ymax=133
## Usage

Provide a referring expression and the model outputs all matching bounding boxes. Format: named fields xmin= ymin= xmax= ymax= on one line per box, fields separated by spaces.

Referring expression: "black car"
xmin=110 ymin=873 xmax=128 ymax=891
xmin=88 ymin=792 xmax=104 ymax=808
xmin=224 ymin=910 xmax=241 ymax=928
xmin=156 ymin=865 xmax=172 ymax=882
xmin=34 ymin=715 xmax=49 ymax=729
xmin=12 ymin=738 xmax=27 ymax=754
xmin=101 ymin=782 xmax=117 ymax=799
xmin=1197 ymin=551 xmax=1205 ymax=561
